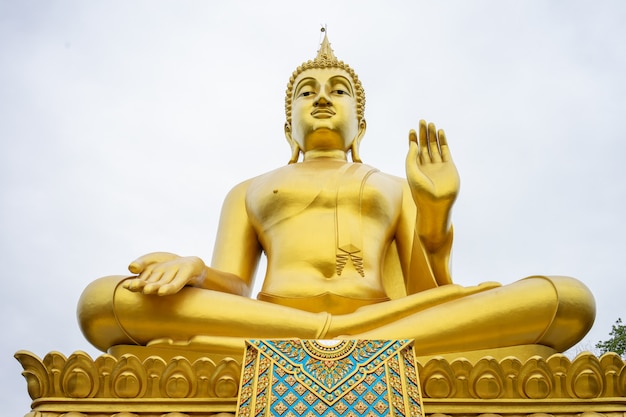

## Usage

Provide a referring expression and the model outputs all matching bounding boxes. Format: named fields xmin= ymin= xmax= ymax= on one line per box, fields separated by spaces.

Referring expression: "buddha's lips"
xmin=311 ymin=108 xmax=335 ymax=117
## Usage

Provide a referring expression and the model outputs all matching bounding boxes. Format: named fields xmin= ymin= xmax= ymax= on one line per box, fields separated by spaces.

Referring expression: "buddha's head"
xmin=284 ymin=33 xmax=366 ymax=163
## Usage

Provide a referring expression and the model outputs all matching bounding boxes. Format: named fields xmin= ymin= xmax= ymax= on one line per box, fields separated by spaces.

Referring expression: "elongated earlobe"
xmin=289 ymin=143 xmax=301 ymax=164
xmin=350 ymin=119 xmax=367 ymax=163
xmin=351 ymin=141 xmax=362 ymax=163
xmin=284 ymin=122 xmax=301 ymax=164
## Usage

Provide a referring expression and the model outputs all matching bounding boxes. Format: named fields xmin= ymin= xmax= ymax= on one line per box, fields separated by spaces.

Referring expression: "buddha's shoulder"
xmin=370 ymin=170 xmax=407 ymax=185
xmin=221 ymin=166 xmax=293 ymax=203
xmin=225 ymin=164 xmax=408 ymax=197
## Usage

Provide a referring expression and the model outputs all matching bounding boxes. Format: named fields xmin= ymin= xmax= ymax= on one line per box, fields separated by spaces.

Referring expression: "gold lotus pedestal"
xmin=15 ymin=344 xmax=626 ymax=417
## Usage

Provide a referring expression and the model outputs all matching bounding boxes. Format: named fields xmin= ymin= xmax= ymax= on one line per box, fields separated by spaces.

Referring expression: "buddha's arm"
xmin=209 ymin=179 xmax=262 ymax=297
xmin=403 ymin=120 xmax=459 ymax=292
xmin=124 ymin=252 xmax=249 ymax=296
xmin=394 ymin=182 xmax=453 ymax=294
xmin=122 ymin=180 xmax=260 ymax=297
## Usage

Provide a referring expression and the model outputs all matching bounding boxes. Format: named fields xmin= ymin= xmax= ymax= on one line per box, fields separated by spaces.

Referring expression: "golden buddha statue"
xmin=77 ymin=33 xmax=595 ymax=358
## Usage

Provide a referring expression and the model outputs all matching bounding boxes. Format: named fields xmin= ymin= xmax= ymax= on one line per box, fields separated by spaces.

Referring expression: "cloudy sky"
xmin=2 ymin=1 xmax=625 ymax=413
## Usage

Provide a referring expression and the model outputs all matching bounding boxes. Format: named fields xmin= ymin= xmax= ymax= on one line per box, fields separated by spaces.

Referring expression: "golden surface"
xmin=14 ymin=350 xmax=626 ymax=417
xmin=76 ymin=33 xmax=595 ymax=356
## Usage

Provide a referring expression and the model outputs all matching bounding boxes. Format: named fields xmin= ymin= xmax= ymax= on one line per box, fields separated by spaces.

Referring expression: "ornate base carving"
xmin=15 ymin=348 xmax=626 ymax=417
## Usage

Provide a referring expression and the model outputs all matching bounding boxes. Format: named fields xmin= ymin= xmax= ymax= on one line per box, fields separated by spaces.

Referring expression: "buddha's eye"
xmin=332 ymin=86 xmax=350 ymax=96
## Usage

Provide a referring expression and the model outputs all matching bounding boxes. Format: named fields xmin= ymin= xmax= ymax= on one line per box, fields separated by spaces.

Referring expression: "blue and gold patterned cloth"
xmin=236 ymin=339 xmax=423 ymax=417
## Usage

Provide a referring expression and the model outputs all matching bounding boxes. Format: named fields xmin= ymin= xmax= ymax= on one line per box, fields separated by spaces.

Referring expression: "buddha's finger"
xmin=122 ymin=278 xmax=147 ymax=291
xmin=138 ymin=270 xmax=165 ymax=294
xmin=158 ymin=272 xmax=189 ymax=296
xmin=129 ymin=252 xmax=178 ymax=273
xmin=129 ymin=258 xmax=155 ymax=274
xmin=128 ymin=254 xmax=157 ymax=273
xmin=139 ymin=264 xmax=169 ymax=284
xmin=438 ymin=129 xmax=452 ymax=162
xmin=146 ymin=268 xmax=182 ymax=295
xmin=406 ymin=131 xmax=419 ymax=173
xmin=126 ymin=264 xmax=156 ymax=286
xmin=427 ymin=122 xmax=438 ymax=162
xmin=418 ymin=120 xmax=430 ymax=163
xmin=431 ymin=128 xmax=444 ymax=163
xmin=128 ymin=262 xmax=143 ymax=274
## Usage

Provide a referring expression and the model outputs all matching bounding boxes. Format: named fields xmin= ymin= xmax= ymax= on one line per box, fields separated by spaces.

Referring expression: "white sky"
xmin=2 ymin=1 xmax=625 ymax=414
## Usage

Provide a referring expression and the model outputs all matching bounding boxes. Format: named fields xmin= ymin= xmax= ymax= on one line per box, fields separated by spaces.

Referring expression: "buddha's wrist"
xmin=415 ymin=213 xmax=452 ymax=251
xmin=183 ymin=256 xmax=207 ymax=287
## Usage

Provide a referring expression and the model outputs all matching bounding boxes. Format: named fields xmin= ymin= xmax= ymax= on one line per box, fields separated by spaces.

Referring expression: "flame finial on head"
xmin=315 ymin=31 xmax=338 ymax=63
xmin=285 ymin=29 xmax=365 ymax=125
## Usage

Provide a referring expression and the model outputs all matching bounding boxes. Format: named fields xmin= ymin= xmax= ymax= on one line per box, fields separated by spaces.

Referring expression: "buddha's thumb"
xmin=128 ymin=262 xmax=143 ymax=274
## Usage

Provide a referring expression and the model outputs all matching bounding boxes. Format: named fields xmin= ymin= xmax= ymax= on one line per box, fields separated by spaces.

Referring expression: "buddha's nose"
xmin=314 ymin=94 xmax=331 ymax=107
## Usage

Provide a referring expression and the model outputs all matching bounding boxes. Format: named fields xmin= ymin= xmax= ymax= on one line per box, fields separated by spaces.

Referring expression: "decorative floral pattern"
xmin=237 ymin=340 xmax=423 ymax=417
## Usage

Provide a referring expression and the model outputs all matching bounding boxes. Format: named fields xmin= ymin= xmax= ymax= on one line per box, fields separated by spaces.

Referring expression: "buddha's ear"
xmin=284 ymin=122 xmax=300 ymax=164
xmin=351 ymin=119 xmax=367 ymax=163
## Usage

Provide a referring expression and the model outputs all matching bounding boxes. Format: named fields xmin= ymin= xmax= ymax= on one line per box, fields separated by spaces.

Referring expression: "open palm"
xmin=406 ymin=120 xmax=460 ymax=211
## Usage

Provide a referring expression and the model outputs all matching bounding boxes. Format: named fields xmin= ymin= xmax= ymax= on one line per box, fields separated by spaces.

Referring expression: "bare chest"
xmin=246 ymin=162 xmax=401 ymax=231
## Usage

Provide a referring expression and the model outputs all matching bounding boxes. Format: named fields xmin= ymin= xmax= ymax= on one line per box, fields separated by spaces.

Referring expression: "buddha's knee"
xmin=77 ymin=275 xmax=136 ymax=352
xmin=527 ymin=275 xmax=596 ymax=351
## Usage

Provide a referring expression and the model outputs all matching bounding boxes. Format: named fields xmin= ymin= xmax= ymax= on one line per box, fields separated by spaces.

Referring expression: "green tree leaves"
xmin=596 ymin=318 xmax=626 ymax=357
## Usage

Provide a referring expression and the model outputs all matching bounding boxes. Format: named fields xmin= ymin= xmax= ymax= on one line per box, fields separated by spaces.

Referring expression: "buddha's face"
xmin=288 ymin=67 xmax=364 ymax=156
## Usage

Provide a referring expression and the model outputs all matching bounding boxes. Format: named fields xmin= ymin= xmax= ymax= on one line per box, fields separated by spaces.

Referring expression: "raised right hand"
xmin=405 ymin=120 xmax=460 ymax=211
xmin=123 ymin=252 xmax=206 ymax=296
